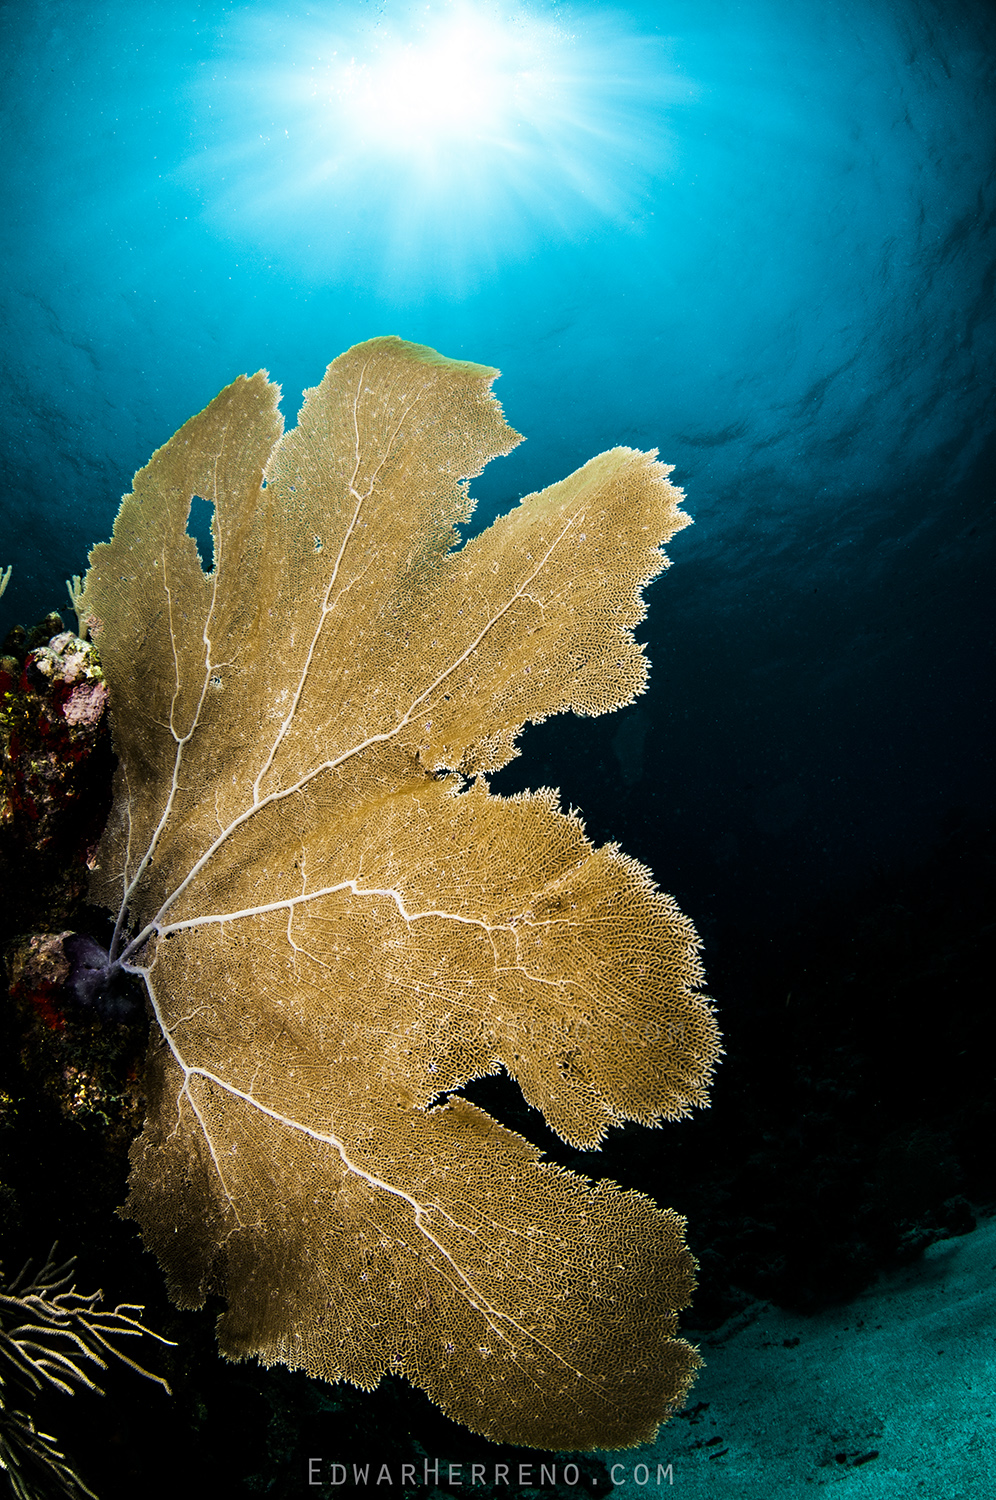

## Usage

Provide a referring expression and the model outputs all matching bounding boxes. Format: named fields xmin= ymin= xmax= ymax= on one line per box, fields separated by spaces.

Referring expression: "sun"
xmin=190 ymin=2 xmax=682 ymax=285
xmin=310 ymin=6 xmax=575 ymax=168
xmin=331 ymin=11 xmax=529 ymax=156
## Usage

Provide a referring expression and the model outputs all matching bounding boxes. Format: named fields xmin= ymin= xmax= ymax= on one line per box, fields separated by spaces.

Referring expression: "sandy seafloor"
xmin=602 ymin=1216 xmax=995 ymax=1498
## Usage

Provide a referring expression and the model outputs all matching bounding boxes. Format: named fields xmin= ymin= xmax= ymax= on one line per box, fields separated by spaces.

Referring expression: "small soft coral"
xmin=0 ymin=618 xmax=114 ymax=945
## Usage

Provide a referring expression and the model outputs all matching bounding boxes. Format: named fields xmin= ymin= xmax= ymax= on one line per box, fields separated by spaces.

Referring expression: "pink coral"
xmin=62 ymin=680 xmax=109 ymax=726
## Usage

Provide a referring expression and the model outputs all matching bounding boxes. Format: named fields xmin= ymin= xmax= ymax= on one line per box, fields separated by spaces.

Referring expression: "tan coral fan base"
xmin=81 ymin=337 xmax=721 ymax=1450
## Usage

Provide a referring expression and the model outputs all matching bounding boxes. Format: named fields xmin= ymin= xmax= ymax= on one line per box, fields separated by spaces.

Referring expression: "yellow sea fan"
xmin=80 ymin=337 xmax=721 ymax=1450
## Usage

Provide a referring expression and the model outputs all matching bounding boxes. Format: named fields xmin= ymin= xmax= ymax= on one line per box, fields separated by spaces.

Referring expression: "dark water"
xmin=0 ymin=0 xmax=993 ymax=1494
xmin=2 ymin=0 xmax=992 ymax=932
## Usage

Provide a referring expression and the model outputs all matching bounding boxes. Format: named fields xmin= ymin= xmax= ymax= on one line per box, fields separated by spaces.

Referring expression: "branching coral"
xmin=0 ymin=1247 xmax=172 ymax=1500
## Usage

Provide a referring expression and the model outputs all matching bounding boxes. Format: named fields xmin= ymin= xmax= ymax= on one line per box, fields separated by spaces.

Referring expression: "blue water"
xmin=1 ymin=0 xmax=992 ymax=933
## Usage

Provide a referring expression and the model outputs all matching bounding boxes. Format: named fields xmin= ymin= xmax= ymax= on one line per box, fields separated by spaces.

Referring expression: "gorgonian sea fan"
xmin=79 ymin=337 xmax=721 ymax=1449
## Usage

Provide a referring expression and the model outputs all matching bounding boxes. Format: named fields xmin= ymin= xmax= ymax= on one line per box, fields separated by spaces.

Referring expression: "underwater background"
xmin=0 ymin=0 xmax=992 ymax=1496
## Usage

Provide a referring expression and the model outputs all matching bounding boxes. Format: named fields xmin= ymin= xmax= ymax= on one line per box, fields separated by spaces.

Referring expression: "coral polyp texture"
xmin=77 ymin=337 xmax=721 ymax=1450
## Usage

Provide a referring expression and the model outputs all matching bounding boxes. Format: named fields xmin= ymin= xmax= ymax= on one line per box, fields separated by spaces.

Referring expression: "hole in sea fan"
xmin=185 ymin=494 xmax=216 ymax=573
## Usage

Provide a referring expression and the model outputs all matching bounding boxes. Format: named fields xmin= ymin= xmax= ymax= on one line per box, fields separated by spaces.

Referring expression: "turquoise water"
xmin=0 ymin=5 xmax=993 ymax=1492
xmin=1 ymin=0 xmax=991 ymax=930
